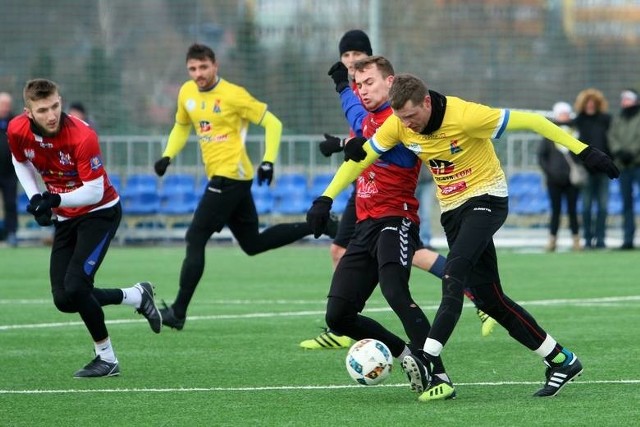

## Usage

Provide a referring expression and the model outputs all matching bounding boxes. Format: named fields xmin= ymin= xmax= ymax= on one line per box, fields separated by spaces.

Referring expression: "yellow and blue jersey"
xmin=371 ymin=96 xmax=509 ymax=211
xmin=175 ymin=78 xmax=268 ymax=180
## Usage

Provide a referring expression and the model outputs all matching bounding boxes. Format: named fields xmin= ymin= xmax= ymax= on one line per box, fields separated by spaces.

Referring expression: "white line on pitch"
xmin=1 ymin=295 xmax=639 ymax=331
xmin=1 ymin=379 xmax=639 ymax=395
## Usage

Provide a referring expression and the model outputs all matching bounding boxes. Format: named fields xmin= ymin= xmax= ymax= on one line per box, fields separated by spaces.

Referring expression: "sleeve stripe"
xmin=369 ymin=136 xmax=388 ymax=154
xmin=492 ymin=109 xmax=510 ymax=139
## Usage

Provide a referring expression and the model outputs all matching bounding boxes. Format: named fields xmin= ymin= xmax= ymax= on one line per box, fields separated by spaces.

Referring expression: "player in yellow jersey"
xmin=154 ymin=44 xmax=337 ymax=330
xmin=307 ymin=71 xmax=619 ymax=400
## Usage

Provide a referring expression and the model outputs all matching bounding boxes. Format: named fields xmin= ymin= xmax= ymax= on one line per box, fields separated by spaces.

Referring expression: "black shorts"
xmin=50 ymin=203 xmax=122 ymax=293
xmin=440 ymin=194 xmax=508 ymax=286
xmin=328 ymin=216 xmax=420 ymax=310
xmin=332 ymin=187 xmax=357 ymax=248
xmin=189 ymin=176 xmax=259 ymax=244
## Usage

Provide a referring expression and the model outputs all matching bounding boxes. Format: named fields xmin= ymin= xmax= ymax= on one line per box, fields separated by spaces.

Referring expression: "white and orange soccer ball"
xmin=345 ymin=338 xmax=393 ymax=386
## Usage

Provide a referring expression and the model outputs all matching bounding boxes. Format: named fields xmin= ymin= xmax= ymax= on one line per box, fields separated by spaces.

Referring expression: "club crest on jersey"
xmin=450 ymin=140 xmax=463 ymax=154
xmin=58 ymin=151 xmax=74 ymax=166
xmin=23 ymin=149 xmax=35 ymax=160
xmin=429 ymin=159 xmax=455 ymax=175
xmin=356 ymin=174 xmax=378 ymax=198
xmin=199 ymin=121 xmax=211 ymax=132
xmin=213 ymin=99 xmax=221 ymax=113
xmin=90 ymin=156 xmax=103 ymax=170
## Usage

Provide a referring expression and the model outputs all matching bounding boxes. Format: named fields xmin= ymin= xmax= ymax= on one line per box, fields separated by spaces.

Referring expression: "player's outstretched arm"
xmin=507 ymin=110 xmax=619 ymax=178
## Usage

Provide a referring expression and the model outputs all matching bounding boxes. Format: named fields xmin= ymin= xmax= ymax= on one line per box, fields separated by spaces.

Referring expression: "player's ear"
xmin=423 ymin=94 xmax=431 ymax=109
xmin=386 ymin=75 xmax=394 ymax=87
xmin=23 ymin=107 xmax=32 ymax=119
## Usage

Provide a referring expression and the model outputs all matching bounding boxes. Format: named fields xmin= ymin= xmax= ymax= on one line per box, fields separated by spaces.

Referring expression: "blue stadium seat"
xmin=271 ymin=173 xmax=307 ymax=199
xmin=160 ymin=173 xmax=196 ymax=198
xmin=331 ymin=190 xmax=351 ymax=214
xmin=123 ymin=192 xmax=161 ymax=215
xmin=252 ymin=180 xmax=275 ymax=215
xmin=108 ymin=173 xmax=122 ymax=192
xmin=309 ymin=173 xmax=335 ymax=198
xmin=274 ymin=187 xmax=309 ymax=215
xmin=123 ymin=173 xmax=158 ymax=196
xmin=608 ymin=197 xmax=622 ymax=215
xmin=17 ymin=192 xmax=30 ymax=215
xmin=609 ymin=180 xmax=620 ymax=197
xmin=509 ymin=171 xmax=543 ymax=195
xmin=160 ymin=191 xmax=198 ymax=215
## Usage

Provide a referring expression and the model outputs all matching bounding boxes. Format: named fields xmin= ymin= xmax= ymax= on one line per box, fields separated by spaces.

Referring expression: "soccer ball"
xmin=345 ymin=338 xmax=393 ymax=386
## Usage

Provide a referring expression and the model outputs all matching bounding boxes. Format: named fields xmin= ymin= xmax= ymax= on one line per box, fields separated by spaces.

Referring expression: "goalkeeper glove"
xmin=306 ymin=196 xmax=333 ymax=238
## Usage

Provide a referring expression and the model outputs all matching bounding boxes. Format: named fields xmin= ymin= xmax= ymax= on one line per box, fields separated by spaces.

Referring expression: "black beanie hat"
xmin=338 ymin=30 xmax=372 ymax=56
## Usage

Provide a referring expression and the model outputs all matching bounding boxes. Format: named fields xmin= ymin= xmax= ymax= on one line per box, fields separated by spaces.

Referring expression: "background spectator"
xmin=538 ymin=102 xmax=583 ymax=252
xmin=574 ymin=88 xmax=611 ymax=249
xmin=67 ymin=101 xmax=97 ymax=129
xmin=608 ymin=89 xmax=640 ymax=250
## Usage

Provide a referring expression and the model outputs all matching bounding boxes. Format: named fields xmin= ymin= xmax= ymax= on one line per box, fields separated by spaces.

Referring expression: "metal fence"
xmin=100 ymin=132 xmax=544 ymax=181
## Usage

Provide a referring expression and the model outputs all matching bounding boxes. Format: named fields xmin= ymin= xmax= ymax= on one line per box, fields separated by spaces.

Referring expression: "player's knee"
xmin=237 ymin=240 xmax=262 ymax=256
xmin=52 ymin=289 xmax=76 ymax=313
xmin=443 ymin=255 xmax=472 ymax=292
xmin=185 ymin=226 xmax=214 ymax=247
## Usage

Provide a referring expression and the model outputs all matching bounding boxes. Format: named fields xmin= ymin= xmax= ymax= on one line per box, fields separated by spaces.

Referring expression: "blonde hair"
xmin=574 ymin=88 xmax=608 ymax=114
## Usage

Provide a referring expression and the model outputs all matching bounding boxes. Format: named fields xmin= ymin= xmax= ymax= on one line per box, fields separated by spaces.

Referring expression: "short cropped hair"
xmin=186 ymin=43 xmax=216 ymax=63
xmin=23 ymin=79 xmax=59 ymax=107
xmin=389 ymin=73 xmax=429 ymax=110
xmin=353 ymin=56 xmax=395 ymax=78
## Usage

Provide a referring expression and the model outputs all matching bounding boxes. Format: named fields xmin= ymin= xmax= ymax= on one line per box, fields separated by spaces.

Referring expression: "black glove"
xmin=257 ymin=161 xmax=274 ymax=186
xmin=578 ymin=146 xmax=620 ymax=179
xmin=327 ymin=61 xmax=349 ymax=93
xmin=343 ymin=136 xmax=368 ymax=162
xmin=154 ymin=156 xmax=171 ymax=177
xmin=319 ymin=133 xmax=344 ymax=157
xmin=26 ymin=194 xmax=55 ymax=227
xmin=306 ymin=196 xmax=333 ymax=238
xmin=616 ymin=149 xmax=634 ymax=166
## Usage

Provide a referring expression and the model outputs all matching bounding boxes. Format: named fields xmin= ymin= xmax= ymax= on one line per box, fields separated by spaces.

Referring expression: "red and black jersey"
xmin=355 ymin=103 xmax=421 ymax=223
xmin=7 ymin=113 xmax=118 ymax=218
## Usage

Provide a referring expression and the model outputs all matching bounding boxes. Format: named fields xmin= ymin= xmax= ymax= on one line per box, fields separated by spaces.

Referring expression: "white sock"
xmin=534 ymin=334 xmax=557 ymax=358
xmin=423 ymin=338 xmax=443 ymax=357
xmin=121 ymin=285 xmax=143 ymax=308
xmin=95 ymin=337 xmax=117 ymax=364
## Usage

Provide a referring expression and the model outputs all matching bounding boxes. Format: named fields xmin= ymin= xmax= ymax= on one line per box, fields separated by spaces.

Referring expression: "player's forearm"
xmin=58 ymin=176 xmax=104 ymax=207
xmin=261 ymin=111 xmax=282 ymax=162
xmin=507 ymin=111 xmax=587 ymax=154
xmin=162 ymin=123 xmax=191 ymax=158
xmin=340 ymin=88 xmax=366 ymax=137
xmin=323 ymin=143 xmax=377 ymax=198
xmin=12 ymin=157 xmax=40 ymax=198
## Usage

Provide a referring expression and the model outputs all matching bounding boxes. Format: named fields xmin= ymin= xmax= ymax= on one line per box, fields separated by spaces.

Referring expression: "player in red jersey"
xmin=7 ymin=79 xmax=162 ymax=378
xmin=314 ymin=56 xmax=455 ymax=397
xmin=302 ymin=36 xmax=496 ymax=350
xmin=308 ymin=71 xmax=618 ymax=400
